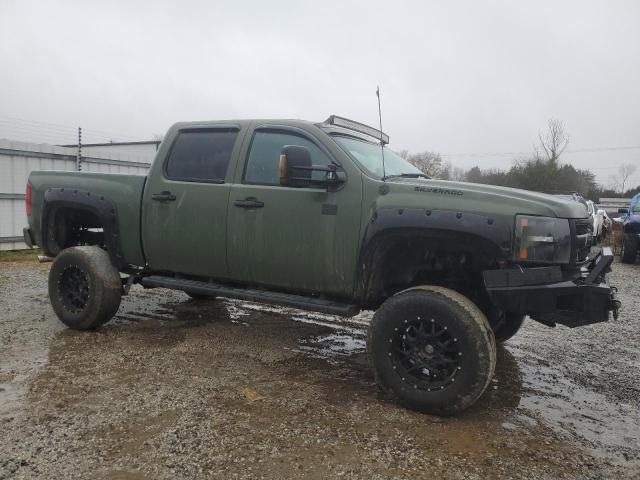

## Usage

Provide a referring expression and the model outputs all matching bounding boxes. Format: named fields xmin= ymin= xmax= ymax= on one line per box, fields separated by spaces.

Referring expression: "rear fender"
xmin=41 ymin=188 xmax=126 ymax=269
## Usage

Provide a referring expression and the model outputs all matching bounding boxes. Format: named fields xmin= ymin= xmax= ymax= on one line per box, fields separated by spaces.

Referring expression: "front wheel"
xmin=368 ymin=286 xmax=496 ymax=416
xmin=48 ymin=246 xmax=122 ymax=330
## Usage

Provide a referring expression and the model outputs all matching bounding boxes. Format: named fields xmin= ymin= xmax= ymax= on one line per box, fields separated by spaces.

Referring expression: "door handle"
xmin=151 ymin=191 xmax=176 ymax=202
xmin=234 ymin=197 xmax=264 ymax=209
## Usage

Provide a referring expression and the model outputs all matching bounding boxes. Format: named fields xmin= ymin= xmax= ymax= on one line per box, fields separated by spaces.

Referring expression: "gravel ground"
xmin=0 ymin=255 xmax=639 ymax=479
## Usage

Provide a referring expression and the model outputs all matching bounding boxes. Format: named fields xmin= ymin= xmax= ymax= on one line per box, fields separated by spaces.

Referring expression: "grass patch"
xmin=0 ymin=248 xmax=42 ymax=262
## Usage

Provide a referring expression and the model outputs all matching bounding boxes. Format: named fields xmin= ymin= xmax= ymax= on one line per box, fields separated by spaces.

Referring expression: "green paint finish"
xmin=28 ymin=170 xmax=147 ymax=266
xmin=226 ymin=121 xmax=363 ymax=296
xmin=141 ymin=122 xmax=250 ymax=277
xmin=27 ymin=117 xmax=590 ymax=300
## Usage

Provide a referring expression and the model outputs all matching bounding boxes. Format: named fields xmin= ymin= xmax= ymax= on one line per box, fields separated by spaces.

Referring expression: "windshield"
xmin=332 ymin=136 xmax=423 ymax=179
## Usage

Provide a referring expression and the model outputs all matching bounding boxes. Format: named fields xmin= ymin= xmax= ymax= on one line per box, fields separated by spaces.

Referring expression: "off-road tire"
xmin=488 ymin=311 xmax=526 ymax=343
xmin=368 ymin=286 xmax=496 ymax=416
xmin=621 ymin=234 xmax=637 ymax=264
xmin=48 ymin=246 xmax=122 ymax=330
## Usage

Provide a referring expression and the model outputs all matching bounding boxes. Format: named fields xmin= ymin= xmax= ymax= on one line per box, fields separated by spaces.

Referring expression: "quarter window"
xmin=165 ymin=129 xmax=238 ymax=182
xmin=244 ymin=131 xmax=332 ymax=185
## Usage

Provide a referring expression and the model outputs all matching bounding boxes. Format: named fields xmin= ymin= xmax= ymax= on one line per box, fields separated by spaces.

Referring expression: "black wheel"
xmin=368 ymin=286 xmax=496 ymax=416
xmin=48 ymin=246 xmax=122 ymax=330
xmin=487 ymin=310 xmax=526 ymax=343
xmin=185 ymin=291 xmax=216 ymax=300
xmin=621 ymin=234 xmax=637 ymax=264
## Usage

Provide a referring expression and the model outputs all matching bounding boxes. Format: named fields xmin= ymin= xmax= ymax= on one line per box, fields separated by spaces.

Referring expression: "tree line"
xmin=401 ymin=119 xmax=639 ymax=202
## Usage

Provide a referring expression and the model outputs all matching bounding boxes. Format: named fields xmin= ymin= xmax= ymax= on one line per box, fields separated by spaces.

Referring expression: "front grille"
xmin=571 ymin=218 xmax=593 ymax=264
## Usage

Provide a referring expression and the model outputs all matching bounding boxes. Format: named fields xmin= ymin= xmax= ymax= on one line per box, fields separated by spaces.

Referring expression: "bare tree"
xmin=610 ymin=163 xmax=638 ymax=194
xmin=537 ymin=118 xmax=569 ymax=163
xmin=450 ymin=164 xmax=466 ymax=181
xmin=439 ymin=161 xmax=466 ymax=181
xmin=406 ymin=151 xmax=443 ymax=177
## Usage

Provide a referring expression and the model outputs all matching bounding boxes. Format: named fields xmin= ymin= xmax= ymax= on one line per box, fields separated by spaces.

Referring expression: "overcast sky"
xmin=1 ymin=0 xmax=638 ymax=187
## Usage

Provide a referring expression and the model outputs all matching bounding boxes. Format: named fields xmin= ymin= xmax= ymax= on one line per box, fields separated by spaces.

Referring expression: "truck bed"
xmin=28 ymin=171 xmax=147 ymax=267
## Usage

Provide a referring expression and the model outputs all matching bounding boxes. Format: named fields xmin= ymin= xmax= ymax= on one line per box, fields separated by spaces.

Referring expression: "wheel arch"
xmin=41 ymin=188 xmax=127 ymax=270
xmin=353 ymin=208 xmax=512 ymax=309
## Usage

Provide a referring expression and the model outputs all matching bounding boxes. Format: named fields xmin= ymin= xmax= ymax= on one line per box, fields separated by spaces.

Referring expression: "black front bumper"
xmin=483 ymin=247 xmax=620 ymax=328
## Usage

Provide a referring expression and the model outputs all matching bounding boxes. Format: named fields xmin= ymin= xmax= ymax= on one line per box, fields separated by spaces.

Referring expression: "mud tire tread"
xmin=48 ymin=246 xmax=121 ymax=330
xmin=368 ymin=285 xmax=496 ymax=416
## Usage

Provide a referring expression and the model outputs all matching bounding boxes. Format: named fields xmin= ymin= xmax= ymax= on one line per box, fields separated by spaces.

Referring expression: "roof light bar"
xmin=324 ymin=115 xmax=389 ymax=145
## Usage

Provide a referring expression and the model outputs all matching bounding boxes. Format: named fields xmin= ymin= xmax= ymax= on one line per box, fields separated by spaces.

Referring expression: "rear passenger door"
xmin=142 ymin=126 xmax=245 ymax=278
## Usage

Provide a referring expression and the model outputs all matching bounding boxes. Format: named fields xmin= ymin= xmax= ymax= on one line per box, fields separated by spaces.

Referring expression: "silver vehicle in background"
xmin=586 ymin=200 xmax=605 ymax=242
xmin=597 ymin=205 xmax=613 ymax=238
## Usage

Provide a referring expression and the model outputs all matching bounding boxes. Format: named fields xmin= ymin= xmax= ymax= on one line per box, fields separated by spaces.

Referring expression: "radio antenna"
xmin=376 ymin=86 xmax=387 ymax=181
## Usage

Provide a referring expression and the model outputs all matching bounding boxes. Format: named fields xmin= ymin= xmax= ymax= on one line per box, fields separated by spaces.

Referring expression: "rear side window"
xmin=165 ymin=129 xmax=238 ymax=182
xmin=244 ymin=131 xmax=332 ymax=185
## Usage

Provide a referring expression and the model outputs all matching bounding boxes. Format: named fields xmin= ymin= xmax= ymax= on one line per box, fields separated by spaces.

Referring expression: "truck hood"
xmin=381 ymin=178 xmax=589 ymax=219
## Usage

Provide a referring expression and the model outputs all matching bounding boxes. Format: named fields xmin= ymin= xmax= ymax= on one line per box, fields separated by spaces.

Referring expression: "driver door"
xmin=226 ymin=126 xmax=363 ymax=296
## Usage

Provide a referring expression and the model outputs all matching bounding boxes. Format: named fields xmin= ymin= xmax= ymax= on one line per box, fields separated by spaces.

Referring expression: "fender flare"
xmin=353 ymin=207 xmax=512 ymax=307
xmin=41 ymin=188 xmax=127 ymax=269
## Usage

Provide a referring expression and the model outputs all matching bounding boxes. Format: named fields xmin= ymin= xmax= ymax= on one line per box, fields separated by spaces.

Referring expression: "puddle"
xmin=509 ymin=341 xmax=640 ymax=465
xmin=2 ymin=276 xmax=638 ymax=472
xmin=297 ymin=333 xmax=367 ymax=359
xmin=231 ymin=299 xmax=640 ymax=466
xmin=0 ymin=382 xmax=21 ymax=417
xmin=0 ymin=339 xmax=51 ymax=420
xmin=133 ymin=294 xmax=640 ymax=466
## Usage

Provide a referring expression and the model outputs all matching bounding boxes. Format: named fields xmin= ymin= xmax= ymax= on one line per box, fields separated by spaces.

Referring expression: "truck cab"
xmin=141 ymin=118 xmax=364 ymax=298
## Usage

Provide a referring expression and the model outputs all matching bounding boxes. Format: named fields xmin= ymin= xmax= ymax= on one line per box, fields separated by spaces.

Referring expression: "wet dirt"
xmin=0 ymin=259 xmax=639 ymax=479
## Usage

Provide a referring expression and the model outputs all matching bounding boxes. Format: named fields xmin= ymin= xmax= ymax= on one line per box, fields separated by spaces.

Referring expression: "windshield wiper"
xmin=383 ymin=173 xmax=430 ymax=180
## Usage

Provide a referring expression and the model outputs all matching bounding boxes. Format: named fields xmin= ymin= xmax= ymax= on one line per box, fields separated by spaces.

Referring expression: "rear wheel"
xmin=48 ymin=246 xmax=122 ymax=330
xmin=621 ymin=234 xmax=637 ymax=264
xmin=368 ymin=286 xmax=496 ymax=416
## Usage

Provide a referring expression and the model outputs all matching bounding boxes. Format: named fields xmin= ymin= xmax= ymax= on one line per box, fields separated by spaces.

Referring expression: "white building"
xmin=0 ymin=139 xmax=152 ymax=250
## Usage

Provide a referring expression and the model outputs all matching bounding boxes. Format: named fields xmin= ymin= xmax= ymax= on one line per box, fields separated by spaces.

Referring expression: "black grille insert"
xmin=571 ymin=218 xmax=593 ymax=264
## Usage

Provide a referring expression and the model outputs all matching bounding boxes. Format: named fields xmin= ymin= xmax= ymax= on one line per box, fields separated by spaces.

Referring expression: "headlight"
xmin=514 ymin=215 xmax=571 ymax=264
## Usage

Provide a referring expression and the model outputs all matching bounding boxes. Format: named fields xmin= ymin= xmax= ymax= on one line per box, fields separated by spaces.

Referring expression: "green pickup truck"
xmin=24 ymin=115 xmax=619 ymax=415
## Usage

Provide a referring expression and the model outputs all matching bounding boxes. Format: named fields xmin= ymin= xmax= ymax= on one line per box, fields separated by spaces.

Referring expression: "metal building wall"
xmin=77 ymin=143 xmax=159 ymax=158
xmin=0 ymin=139 xmax=151 ymax=250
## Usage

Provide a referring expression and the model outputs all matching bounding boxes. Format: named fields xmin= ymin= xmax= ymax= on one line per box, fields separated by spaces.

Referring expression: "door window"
xmin=165 ymin=129 xmax=239 ymax=182
xmin=244 ymin=131 xmax=332 ymax=185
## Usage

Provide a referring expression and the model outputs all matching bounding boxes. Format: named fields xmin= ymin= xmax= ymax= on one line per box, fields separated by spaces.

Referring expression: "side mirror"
xmin=279 ymin=145 xmax=312 ymax=188
xmin=618 ymin=208 xmax=629 ymax=214
xmin=279 ymin=145 xmax=345 ymax=189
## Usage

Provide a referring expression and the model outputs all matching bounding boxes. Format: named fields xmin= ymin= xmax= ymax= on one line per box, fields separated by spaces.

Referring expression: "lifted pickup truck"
xmin=24 ymin=115 xmax=620 ymax=415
